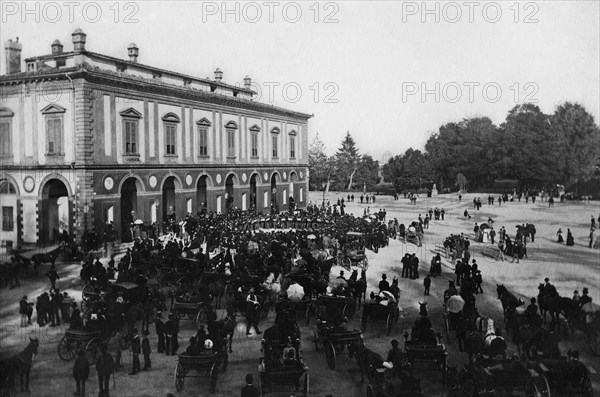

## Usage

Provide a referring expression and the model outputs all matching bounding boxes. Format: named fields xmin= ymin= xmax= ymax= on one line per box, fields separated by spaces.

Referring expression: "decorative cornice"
xmin=41 ymin=104 xmax=67 ymax=114
xmin=119 ymin=107 xmax=142 ymax=119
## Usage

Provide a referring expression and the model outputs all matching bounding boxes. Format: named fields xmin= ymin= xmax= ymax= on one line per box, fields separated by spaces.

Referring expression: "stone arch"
xmin=117 ymin=174 xmax=145 ymax=194
xmin=0 ymin=175 xmax=20 ymax=195
xmin=39 ymin=177 xmax=71 ymax=244
xmin=38 ymin=173 xmax=73 ymax=198
xmin=159 ymin=173 xmax=183 ymax=191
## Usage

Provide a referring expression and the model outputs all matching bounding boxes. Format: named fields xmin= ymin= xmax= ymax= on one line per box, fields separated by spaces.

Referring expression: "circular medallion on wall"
xmin=149 ymin=175 xmax=157 ymax=188
xmin=300 ymin=171 xmax=304 ymax=179
xmin=103 ymin=176 xmax=114 ymax=191
xmin=283 ymin=171 xmax=287 ymax=180
xmin=23 ymin=176 xmax=35 ymax=193
xmin=242 ymin=173 xmax=247 ymax=183
xmin=216 ymin=174 xmax=222 ymax=184
xmin=186 ymin=174 xmax=193 ymax=186
xmin=263 ymin=172 xmax=268 ymax=181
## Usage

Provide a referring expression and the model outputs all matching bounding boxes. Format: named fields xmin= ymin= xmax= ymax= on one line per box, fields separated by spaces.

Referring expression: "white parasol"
xmin=287 ymin=283 xmax=305 ymax=302
xmin=446 ymin=295 xmax=465 ymax=313
xmin=134 ymin=219 xmax=144 ymax=225
xmin=330 ymin=278 xmax=348 ymax=289
xmin=379 ymin=290 xmax=396 ymax=302
xmin=307 ymin=234 xmax=317 ymax=240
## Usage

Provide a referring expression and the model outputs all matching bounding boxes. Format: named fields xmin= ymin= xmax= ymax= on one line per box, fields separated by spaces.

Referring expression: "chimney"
xmin=71 ymin=28 xmax=87 ymax=52
xmin=214 ymin=68 xmax=223 ymax=81
xmin=127 ymin=43 xmax=139 ymax=63
xmin=52 ymin=40 xmax=65 ymax=67
xmin=4 ymin=38 xmax=22 ymax=74
xmin=244 ymin=75 xmax=252 ymax=89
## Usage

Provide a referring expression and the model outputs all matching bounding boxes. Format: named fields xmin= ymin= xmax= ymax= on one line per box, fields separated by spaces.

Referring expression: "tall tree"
xmin=382 ymin=148 xmax=433 ymax=191
xmin=551 ymin=102 xmax=600 ymax=185
xmin=308 ymin=133 xmax=331 ymax=190
xmin=335 ymin=131 xmax=361 ymax=190
xmin=354 ymin=154 xmax=380 ymax=191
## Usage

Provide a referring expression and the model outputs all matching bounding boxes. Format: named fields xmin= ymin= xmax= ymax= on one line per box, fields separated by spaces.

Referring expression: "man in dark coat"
xmin=378 ymin=274 xmax=390 ymax=292
xmin=129 ymin=328 xmax=141 ymax=375
xmin=142 ymin=330 xmax=151 ymax=370
xmin=241 ymin=373 xmax=260 ymax=397
xmin=386 ymin=339 xmax=404 ymax=373
xmin=96 ymin=345 xmax=114 ymax=397
xmin=155 ymin=311 xmax=165 ymax=353
xmin=73 ymin=349 xmax=90 ymax=396
xmin=47 ymin=265 xmax=60 ymax=289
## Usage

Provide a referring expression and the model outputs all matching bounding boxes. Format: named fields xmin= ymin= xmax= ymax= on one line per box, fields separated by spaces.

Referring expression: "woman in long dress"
xmin=566 ymin=229 xmax=575 ymax=246
xmin=557 ymin=228 xmax=564 ymax=243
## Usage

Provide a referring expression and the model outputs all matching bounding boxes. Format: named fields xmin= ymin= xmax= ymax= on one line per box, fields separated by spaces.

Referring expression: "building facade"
xmin=0 ymin=29 xmax=311 ymax=248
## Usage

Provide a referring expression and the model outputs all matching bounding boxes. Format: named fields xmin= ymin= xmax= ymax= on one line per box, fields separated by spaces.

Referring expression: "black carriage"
xmin=361 ymin=300 xmax=400 ymax=336
xmin=57 ymin=329 xmax=103 ymax=362
xmin=224 ymin=275 xmax=270 ymax=319
xmin=403 ymin=332 xmax=447 ymax=382
xmin=313 ymin=318 xmax=362 ymax=370
xmin=171 ymin=276 xmax=212 ymax=326
xmin=174 ymin=349 xmax=228 ymax=393
xmin=276 ymin=297 xmax=314 ymax=327
xmin=259 ymin=327 xmax=309 ymax=396
xmin=339 ymin=232 xmax=369 ymax=270
xmin=317 ymin=294 xmax=357 ymax=321
xmin=533 ymin=356 xmax=592 ymax=397
xmin=366 ymin=367 xmax=426 ymax=397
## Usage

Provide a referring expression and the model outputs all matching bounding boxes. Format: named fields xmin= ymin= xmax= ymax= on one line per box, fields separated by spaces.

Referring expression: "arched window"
xmin=225 ymin=121 xmax=238 ymax=158
xmin=271 ymin=127 xmax=280 ymax=158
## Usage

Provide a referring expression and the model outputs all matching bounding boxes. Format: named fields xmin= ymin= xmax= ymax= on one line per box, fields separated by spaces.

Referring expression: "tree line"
xmin=309 ymin=102 xmax=600 ymax=194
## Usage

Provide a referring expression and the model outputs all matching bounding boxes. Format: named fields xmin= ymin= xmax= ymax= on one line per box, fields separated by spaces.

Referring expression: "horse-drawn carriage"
xmin=313 ymin=315 xmax=362 ymax=370
xmin=447 ymin=357 xmax=551 ymax=397
xmin=406 ymin=224 xmax=419 ymax=246
xmin=259 ymin=319 xmax=309 ymax=396
xmin=532 ymin=353 xmax=593 ymax=397
xmin=403 ymin=333 xmax=447 ymax=383
xmin=174 ymin=339 xmax=228 ymax=393
xmin=224 ymin=274 xmax=271 ymax=319
xmin=361 ymin=298 xmax=400 ymax=336
xmin=339 ymin=232 xmax=369 ymax=270
xmin=317 ymin=294 xmax=357 ymax=321
xmin=366 ymin=367 xmax=426 ymax=397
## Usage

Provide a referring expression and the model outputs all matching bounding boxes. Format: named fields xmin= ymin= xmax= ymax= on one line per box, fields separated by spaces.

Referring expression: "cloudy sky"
xmin=2 ymin=1 xmax=599 ymax=160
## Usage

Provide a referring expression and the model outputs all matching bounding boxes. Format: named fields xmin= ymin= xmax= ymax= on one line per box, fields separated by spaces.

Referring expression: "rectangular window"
xmin=290 ymin=136 xmax=296 ymax=158
xmin=227 ymin=129 xmax=235 ymax=157
xmin=251 ymin=133 xmax=258 ymax=157
xmin=165 ymin=123 xmax=177 ymax=155
xmin=0 ymin=120 xmax=11 ymax=156
xmin=46 ymin=117 xmax=63 ymax=155
xmin=198 ymin=127 xmax=208 ymax=156
xmin=272 ymin=134 xmax=278 ymax=158
xmin=124 ymin=119 xmax=138 ymax=154
xmin=2 ymin=206 xmax=14 ymax=231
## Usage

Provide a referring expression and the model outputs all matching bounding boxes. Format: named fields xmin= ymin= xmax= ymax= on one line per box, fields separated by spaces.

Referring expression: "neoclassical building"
xmin=0 ymin=29 xmax=311 ymax=247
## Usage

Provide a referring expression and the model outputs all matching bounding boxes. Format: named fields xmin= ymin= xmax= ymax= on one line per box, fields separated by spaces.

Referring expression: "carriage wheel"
xmin=85 ymin=337 xmax=101 ymax=364
xmin=366 ymin=384 xmax=375 ymax=397
xmin=174 ymin=362 xmax=185 ymax=391
xmin=343 ymin=257 xmax=352 ymax=269
xmin=303 ymin=372 xmax=309 ymax=396
xmin=313 ymin=331 xmax=319 ymax=352
xmin=386 ymin=313 xmax=393 ymax=336
xmin=58 ymin=335 xmax=78 ymax=361
xmin=196 ymin=307 xmax=208 ymax=327
xmin=209 ymin=363 xmax=218 ymax=393
xmin=325 ymin=342 xmax=336 ymax=370
xmin=589 ymin=330 xmax=600 ymax=356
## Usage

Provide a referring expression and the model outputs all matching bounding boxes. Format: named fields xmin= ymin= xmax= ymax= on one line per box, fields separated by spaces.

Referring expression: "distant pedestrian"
xmin=129 ymin=328 xmax=140 ymax=375
xmin=47 ymin=265 xmax=60 ymax=289
xmin=73 ymin=350 xmax=90 ymax=397
xmin=423 ymin=275 xmax=431 ymax=296
xmin=96 ymin=344 xmax=114 ymax=397
xmin=142 ymin=330 xmax=151 ymax=370
xmin=19 ymin=295 xmax=29 ymax=327
xmin=241 ymin=373 xmax=260 ymax=397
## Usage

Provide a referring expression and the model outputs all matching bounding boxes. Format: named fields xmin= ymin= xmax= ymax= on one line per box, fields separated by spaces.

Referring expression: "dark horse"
xmin=347 ymin=269 xmax=367 ymax=306
xmin=537 ymin=283 xmax=570 ymax=324
xmin=0 ymin=337 xmax=39 ymax=393
xmin=496 ymin=284 xmax=524 ymax=318
xmin=208 ymin=304 xmax=237 ymax=353
xmin=348 ymin=340 xmax=383 ymax=383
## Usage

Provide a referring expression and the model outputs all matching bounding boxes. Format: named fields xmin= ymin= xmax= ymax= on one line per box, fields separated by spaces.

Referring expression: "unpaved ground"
xmin=1 ymin=192 xmax=599 ymax=397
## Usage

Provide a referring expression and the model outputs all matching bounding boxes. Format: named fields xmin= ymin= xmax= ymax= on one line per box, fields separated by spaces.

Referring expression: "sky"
xmin=1 ymin=0 xmax=599 ymax=160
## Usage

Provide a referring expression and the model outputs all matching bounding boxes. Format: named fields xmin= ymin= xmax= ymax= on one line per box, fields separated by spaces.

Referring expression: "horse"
xmin=0 ymin=337 xmax=39 ymax=393
xmin=208 ymin=304 xmax=237 ymax=353
xmin=348 ymin=340 xmax=383 ymax=383
xmin=496 ymin=284 xmax=524 ymax=318
xmin=537 ymin=283 xmax=569 ymax=324
xmin=347 ymin=269 xmax=367 ymax=306
xmin=31 ymin=248 xmax=60 ymax=269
